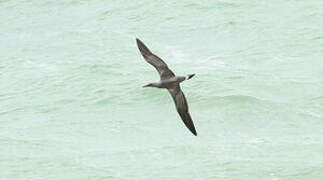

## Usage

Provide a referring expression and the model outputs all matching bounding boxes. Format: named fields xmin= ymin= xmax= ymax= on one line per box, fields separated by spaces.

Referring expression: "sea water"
xmin=1 ymin=0 xmax=323 ymax=179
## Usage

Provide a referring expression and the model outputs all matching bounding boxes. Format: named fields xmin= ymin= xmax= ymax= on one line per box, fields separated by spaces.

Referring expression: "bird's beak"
xmin=143 ymin=84 xmax=150 ymax=88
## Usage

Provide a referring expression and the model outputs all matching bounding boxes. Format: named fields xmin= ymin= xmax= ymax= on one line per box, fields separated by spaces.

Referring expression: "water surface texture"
xmin=1 ymin=0 xmax=323 ymax=179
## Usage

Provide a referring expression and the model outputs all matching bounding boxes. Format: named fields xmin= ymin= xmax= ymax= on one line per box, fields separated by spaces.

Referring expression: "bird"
xmin=136 ymin=38 xmax=197 ymax=136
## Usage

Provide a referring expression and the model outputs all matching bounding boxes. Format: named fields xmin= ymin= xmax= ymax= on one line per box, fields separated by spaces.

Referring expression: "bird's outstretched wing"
xmin=136 ymin=38 xmax=175 ymax=80
xmin=168 ymin=85 xmax=197 ymax=136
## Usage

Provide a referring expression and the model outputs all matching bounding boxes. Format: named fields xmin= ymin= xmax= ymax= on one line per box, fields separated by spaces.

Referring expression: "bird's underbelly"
xmin=159 ymin=77 xmax=184 ymax=88
xmin=159 ymin=81 xmax=177 ymax=88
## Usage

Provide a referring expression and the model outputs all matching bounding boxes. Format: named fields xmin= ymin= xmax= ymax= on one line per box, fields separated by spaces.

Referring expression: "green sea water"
xmin=1 ymin=0 xmax=323 ymax=179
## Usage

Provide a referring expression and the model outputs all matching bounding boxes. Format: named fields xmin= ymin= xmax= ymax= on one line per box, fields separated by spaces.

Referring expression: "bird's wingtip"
xmin=136 ymin=38 xmax=143 ymax=47
xmin=136 ymin=38 xmax=141 ymax=43
xmin=192 ymin=130 xmax=197 ymax=136
xmin=136 ymin=38 xmax=153 ymax=56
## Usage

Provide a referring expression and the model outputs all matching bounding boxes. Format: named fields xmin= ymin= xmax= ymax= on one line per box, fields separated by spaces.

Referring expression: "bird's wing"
xmin=136 ymin=38 xmax=175 ymax=80
xmin=168 ymin=85 xmax=197 ymax=136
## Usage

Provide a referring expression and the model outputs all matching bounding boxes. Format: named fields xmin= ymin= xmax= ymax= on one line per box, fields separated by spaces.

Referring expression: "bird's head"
xmin=143 ymin=83 xmax=153 ymax=88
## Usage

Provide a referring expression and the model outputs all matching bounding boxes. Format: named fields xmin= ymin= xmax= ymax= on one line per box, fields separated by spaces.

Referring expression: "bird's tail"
xmin=186 ymin=74 xmax=195 ymax=80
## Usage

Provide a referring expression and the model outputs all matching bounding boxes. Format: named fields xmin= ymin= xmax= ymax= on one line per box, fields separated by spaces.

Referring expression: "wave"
xmin=192 ymin=94 xmax=277 ymax=108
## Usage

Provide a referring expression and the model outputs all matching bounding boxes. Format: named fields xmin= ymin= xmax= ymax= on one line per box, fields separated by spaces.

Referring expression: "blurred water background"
xmin=1 ymin=0 xmax=323 ymax=179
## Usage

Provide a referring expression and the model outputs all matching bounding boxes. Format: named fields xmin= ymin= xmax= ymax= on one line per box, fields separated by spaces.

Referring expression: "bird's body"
xmin=143 ymin=76 xmax=187 ymax=88
xmin=136 ymin=38 xmax=197 ymax=136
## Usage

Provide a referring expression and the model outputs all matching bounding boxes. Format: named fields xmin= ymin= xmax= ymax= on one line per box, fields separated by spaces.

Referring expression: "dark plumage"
xmin=136 ymin=38 xmax=197 ymax=136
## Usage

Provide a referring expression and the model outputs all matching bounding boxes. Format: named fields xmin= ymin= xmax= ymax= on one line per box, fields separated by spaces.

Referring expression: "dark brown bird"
xmin=136 ymin=38 xmax=197 ymax=136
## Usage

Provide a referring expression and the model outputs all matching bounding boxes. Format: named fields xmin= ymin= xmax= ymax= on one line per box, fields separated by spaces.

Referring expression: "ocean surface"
xmin=1 ymin=0 xmax=323 ymax=179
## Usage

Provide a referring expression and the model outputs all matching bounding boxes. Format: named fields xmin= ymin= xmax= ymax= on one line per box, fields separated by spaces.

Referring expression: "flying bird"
xmin=136 ymin=38 xmax=197 ymax=136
